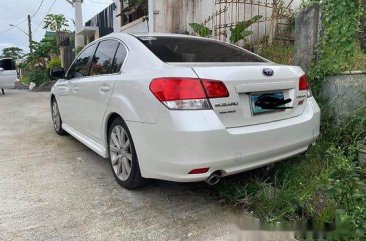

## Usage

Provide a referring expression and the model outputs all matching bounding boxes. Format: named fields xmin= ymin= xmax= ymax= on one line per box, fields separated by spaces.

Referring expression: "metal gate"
xmin=201 ymin=0 xmax=296 ymax=50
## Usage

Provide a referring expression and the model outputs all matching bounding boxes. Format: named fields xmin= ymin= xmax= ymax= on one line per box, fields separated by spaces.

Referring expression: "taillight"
xmin=150 ymin=78 xmax=229 ymax=110
xmin=299 ymin=74 xmax=312 ymax=97
xmin=201 ymin=79 xmax=229 ymax=98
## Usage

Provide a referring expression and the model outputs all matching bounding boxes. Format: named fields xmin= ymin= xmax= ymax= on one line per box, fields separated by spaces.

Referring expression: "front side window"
xmin=138 ymin=36 xmax=266 ymax=63
xmin=67 ymin=44 xmax=96 ymax=79
xmin=90 ymin=40 xmax=120 ymax=76
xmin=0 ymin=59 xmax=16 ymax=70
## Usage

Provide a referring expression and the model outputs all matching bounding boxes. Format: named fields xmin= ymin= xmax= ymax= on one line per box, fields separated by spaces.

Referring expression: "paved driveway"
xmin=0 ymin=90 xmax=240 ymax=241
xmin=0 ymin=90 xmax=295 ymax=241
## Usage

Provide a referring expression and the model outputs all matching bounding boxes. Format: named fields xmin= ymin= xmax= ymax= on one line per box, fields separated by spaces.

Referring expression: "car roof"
xmin=131 ymin=33 xmax=197 ymax=38
xmin=102 ymin=32 xmax=208 ymax=41
xmin=0 ymin=57 xmax=14 ymax=60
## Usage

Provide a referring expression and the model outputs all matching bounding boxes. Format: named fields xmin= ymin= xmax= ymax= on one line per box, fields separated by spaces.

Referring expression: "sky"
xmin=0 ymin=0 xmax=113 ymax=54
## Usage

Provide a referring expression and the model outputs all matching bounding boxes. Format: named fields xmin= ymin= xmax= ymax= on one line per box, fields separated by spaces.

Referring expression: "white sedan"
xmin=50 ymin=33 xmax=320 ymax=189
xmin=0 ymin=57 xmax=17 ymax=95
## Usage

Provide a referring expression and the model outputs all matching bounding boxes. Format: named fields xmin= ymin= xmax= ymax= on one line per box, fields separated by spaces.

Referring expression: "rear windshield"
xmin=138 ymin=36 xmax=266 ymax=63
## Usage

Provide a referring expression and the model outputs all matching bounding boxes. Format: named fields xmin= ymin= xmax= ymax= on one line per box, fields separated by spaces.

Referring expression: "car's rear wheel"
xmin=51 ymin=99 xmax=66 ymax=135
xmin=108 ymin=117 xmax=146 ymax=189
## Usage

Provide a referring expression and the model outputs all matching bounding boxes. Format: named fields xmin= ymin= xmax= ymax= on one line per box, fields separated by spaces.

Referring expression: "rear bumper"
xmin=128 ymin=97 xmax=320 ymax=182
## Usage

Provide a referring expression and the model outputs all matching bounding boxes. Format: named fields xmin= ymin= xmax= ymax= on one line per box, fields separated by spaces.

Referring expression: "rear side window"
xmin=0 ymin=59 xmax=16 ymax=70
xmin=111 ymin=44 xmax=127 ymax=73
xmin=138 ymin=36 xmax=266 ymax=63
xmin=90 ymin=40 xmax=120 ymax=76
xmin=68 ymin=44 xmax=97 ymax=79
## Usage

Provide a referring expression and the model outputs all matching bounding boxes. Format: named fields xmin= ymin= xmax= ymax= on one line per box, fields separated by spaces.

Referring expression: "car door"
xmin=72 ymin=40 xmax=127 ymax=142
xmin=0 ymin=58 xmax=17 ymax=89
xmin=59 ymin=44 xmax=97 ymax=129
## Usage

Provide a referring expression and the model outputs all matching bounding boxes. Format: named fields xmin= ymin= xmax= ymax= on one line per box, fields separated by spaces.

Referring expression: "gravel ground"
xmin=0 ymin=90 xmax=296 ymax=241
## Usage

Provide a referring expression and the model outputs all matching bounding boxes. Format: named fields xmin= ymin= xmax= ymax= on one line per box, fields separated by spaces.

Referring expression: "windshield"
xmin=138 ymin=36 xmax=267 ymax=63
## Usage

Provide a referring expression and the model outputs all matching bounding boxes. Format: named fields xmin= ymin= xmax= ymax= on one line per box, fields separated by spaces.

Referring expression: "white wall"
xmin=153 ymin=0 xmax=215 ymax=34
xmin=120 ymin=18 xmax=149 ymax=34
xmin=152 ymin=0 xmax=302 ymax=44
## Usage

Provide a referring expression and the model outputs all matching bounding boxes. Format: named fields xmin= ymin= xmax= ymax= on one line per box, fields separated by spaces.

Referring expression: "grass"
xmin=199 ymin=90 xmax=366 ymax=240
xmin=20 ymin=76 xmax=30 ymax=85
xmin=256 ymin=44 xmax=294 ymax=65
xmin=255 ymin=43 xmax=366 ymax=71
xmin=348 ymin=48 xmax=366 ymax=71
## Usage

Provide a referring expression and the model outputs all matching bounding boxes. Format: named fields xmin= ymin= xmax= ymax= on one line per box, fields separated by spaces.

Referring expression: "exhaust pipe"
xmin=205 ymin=172 xmax=221 ymax=185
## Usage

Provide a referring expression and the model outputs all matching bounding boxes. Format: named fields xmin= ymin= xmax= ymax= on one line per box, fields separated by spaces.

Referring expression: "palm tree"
xmin=43 ymin=14 xmax=69 ymax=32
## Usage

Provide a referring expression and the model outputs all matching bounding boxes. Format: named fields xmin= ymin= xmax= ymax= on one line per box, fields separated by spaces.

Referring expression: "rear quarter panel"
xmin=102 ymin=34 xmax=201 ymax=145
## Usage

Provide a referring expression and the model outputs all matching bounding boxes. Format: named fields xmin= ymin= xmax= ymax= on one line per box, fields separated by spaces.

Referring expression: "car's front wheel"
xmin=108 ymin=117 xmax=146 ymax=189
xmin=51 ymin=99 xmax=66 ymax=135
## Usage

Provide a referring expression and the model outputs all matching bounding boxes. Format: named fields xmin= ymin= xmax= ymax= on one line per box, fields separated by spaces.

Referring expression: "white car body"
xmin=51 ymin=33 xmax=320 ymax=183
xmin=0 ymin=58 xmax=17 ymax=89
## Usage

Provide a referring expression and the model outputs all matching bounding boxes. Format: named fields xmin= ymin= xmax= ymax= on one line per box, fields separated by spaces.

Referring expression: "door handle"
xmin=99 ymin=86 xmax=110 ymax=93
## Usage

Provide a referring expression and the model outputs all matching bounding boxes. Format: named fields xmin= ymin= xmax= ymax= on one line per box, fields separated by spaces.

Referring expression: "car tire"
xmin=108 ymin=117 xmax=147 ymax=189
xmin=51 ymin=99 xmax=67 ymax=135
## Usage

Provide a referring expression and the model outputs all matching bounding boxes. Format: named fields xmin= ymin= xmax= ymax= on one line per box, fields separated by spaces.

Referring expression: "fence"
xmin=200 ymin=0 xmax=298 ymax=60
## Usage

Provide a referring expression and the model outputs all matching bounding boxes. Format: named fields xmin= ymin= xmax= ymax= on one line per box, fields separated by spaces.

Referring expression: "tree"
xmin=230 ymin=15 xmax=263 ymax=44
xmin=127 ymin=0 xmax=148 ymax=16
xmin=189 ymin=23 xmax=212 ymax=37
xmin=127 ymin=0 xmax=147 ymax=8
xmin=43 ymin=14 xmax=69 ymax=32
xmin=24 ymin=35 xmax=59 ymax=69
xmin=1 ymin=47 xmax=23 ymax=60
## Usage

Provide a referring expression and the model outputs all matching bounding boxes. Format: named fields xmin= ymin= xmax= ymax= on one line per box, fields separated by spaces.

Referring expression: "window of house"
xmin=138 ymin=37 xmax=267 ymax=63
xmin=111 ymin=43 xmax=127 ymax=73
xmin=67 ymin=44 xmax=97 ymax=79
xmin=90 ymin=40 xmax=120 ymax=76
xmin=120 ymin=3 xmax=145 ymax=27
xmin=0 ymin=58 xmax=16 ymax=71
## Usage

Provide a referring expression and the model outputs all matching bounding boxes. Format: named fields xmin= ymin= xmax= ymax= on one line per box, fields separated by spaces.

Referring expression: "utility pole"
xmin=27 ymin=15 xmax=33 ymax=54
xmin=148 ymin=0 xmax=154 ymax=33
xmin=65 ymin=0 xmax=84 ymax=48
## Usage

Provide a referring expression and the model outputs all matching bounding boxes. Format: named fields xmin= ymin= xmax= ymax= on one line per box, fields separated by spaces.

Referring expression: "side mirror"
xmin=50 ymin=67 xmax=65 ymax=80
xmin=0 ymin=67 xmax=4 ymax=72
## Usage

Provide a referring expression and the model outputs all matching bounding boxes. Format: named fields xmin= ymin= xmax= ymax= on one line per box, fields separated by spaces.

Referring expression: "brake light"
xmin=299 ymin=74 xmax=309 ymax=91
xmin=150 ymin=78 xmax=229 ymax=110
xmin=299 ymin=74 xmax=313 ymax=98
xmin=202 ymin=79 xmax=229 ymax=98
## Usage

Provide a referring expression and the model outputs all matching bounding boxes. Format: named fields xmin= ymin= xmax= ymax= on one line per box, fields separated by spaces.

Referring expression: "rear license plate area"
xmin=250 ymin=92 xmax=285 ymax=115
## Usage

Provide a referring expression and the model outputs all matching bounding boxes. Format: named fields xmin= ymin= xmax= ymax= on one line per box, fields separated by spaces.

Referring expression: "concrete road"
xmin=0 ymin=90 xmax=295 ymax=241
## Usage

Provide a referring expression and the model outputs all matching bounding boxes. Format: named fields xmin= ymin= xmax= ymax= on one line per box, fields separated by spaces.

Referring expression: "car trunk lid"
xmin=171 ymin=63 xmax=307 ymax=128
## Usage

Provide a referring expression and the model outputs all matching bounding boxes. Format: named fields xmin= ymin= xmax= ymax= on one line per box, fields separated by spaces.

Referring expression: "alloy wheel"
xmin=109 ymin=125 xmax=133 ymax=181
xmin=52 ymin=101 xmax=61 ymax=131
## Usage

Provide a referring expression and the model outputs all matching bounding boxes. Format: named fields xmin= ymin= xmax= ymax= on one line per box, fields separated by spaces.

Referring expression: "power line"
xmin=0 ymin=0 xmax=45 ymax=34
xmin=0 ymin=18 xmax=27 ymax=34
xmin=86 ymin=0 xmax=113 ymax=5
xmin=31 ymin=0 xmax=46 ymax=18
xmin=34 ymin=0 xmax=57 ymax=34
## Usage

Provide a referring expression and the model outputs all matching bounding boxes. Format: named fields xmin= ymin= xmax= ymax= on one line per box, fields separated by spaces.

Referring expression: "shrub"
xmin=47 ymin=57 xmax=61 ymax=69
xmin=28 ymin=68 xmax=50 ymax=86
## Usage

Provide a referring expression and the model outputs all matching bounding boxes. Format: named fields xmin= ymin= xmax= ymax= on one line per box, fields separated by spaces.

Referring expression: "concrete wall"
xmin=120 ymin=18 xmax=148 ymax=33
xmin=152 ymin=0 xmax=302 ymax=43
xmin=323 ymin=73 xmax=366 ymax=122
xmin=153 ymin=0 xmax=214 ymax=34
xmin=294 ymin=5 xmax=321 ymax=73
